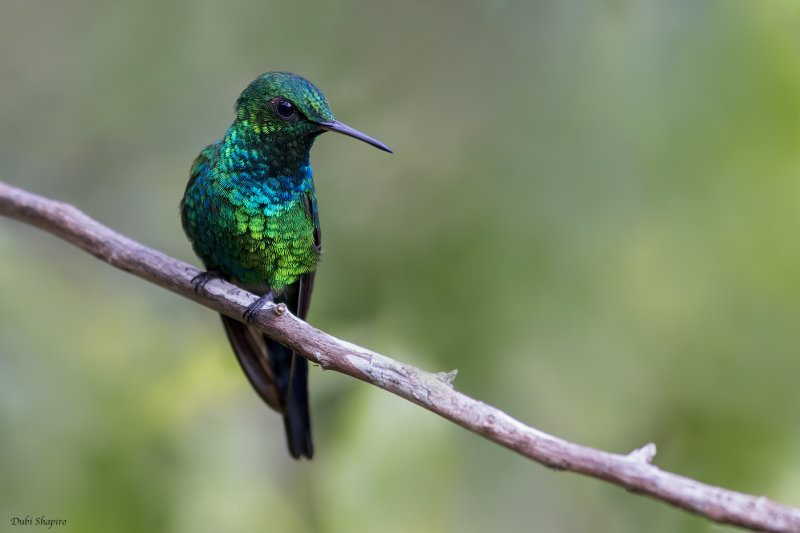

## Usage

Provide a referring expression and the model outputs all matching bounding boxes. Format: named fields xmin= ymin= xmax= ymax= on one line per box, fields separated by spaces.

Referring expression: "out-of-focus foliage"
xmin=2 ymin=1 xmax=800 ymax=532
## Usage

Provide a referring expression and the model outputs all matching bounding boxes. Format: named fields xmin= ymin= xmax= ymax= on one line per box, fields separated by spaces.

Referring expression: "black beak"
xmin=319 ymin=120 xmax=393 ymax=153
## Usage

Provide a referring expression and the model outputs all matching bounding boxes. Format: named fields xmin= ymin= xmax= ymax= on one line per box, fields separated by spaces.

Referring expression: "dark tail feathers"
xmin=221 ymin=315 xmax=313 ymax=459
xmin=266 ymin=337 xmax=313 ymax=459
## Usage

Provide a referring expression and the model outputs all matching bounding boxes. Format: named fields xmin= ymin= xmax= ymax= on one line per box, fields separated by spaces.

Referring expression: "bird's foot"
xmin=191 ymin=269 xmax=223 ymax=294
xmin=243 ymin=291 xmax=275 ymax=324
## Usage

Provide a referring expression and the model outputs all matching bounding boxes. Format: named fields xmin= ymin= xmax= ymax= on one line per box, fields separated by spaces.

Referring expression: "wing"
xmin=221 ymin=315 xmax=282 ymax=412
xmin=296 ymin=187 xmax=321 ymax=320
xmin=180 ymin=141 xmax=221 ymax=243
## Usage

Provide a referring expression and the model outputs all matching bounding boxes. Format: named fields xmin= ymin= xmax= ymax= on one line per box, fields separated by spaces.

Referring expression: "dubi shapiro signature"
xmin=10 ymin=516 xmax=67 ymax=529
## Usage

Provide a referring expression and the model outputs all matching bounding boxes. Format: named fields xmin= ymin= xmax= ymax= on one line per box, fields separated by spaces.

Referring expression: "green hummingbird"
xmin=180 ymin=72 xmax=391 ymax=459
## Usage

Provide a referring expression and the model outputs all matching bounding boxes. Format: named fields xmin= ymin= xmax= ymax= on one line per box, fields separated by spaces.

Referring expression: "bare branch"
xmin=1 ymin=179 xmax=799 ymax=533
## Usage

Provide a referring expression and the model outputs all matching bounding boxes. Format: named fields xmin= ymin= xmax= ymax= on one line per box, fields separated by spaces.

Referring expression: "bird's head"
xmin=234 ymin=72 xmax=391 ymax=157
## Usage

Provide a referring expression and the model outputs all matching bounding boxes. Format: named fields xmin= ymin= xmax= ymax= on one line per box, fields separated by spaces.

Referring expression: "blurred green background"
xmin=2 ymin=1 xmax=800 ymax=531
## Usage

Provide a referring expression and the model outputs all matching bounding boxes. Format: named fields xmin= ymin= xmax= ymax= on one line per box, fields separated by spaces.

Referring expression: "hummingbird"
xmin=180 ymin=72 xmax=392 ymax=459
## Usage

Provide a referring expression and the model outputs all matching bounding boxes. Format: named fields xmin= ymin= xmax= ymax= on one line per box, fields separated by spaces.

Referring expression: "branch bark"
xmin=1 ymin=179 xmax=798 ymax=533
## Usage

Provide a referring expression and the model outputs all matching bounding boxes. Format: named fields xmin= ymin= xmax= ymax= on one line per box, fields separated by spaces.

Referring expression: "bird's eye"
xmin=273 ymin=98 xmax=297 ymax=120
